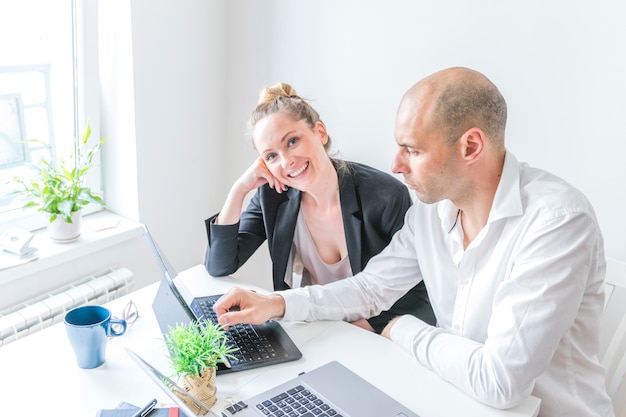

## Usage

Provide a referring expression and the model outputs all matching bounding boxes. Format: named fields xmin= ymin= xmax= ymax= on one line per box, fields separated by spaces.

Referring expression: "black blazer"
xmin=204 ymin=162 xmax=435 ymax=332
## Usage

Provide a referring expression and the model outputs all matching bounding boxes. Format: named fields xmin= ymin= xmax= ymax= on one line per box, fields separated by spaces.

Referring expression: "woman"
xmin=204 ymin=83 xmax=434 ymax=333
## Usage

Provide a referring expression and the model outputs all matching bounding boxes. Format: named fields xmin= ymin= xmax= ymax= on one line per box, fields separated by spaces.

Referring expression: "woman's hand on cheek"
xmin=236 ymin=158 xmax=272 ymax=193
xmin=246 ymin=158 xmax=287 ymax=193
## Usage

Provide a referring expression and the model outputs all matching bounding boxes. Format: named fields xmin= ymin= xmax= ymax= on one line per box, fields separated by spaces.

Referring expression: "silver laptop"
xmin=126 ymin=348 xmax=420 ymax=417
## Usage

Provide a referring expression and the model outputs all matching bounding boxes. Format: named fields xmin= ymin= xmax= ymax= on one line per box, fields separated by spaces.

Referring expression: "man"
xmin=214 ymin=67 xmax=614 ymax=416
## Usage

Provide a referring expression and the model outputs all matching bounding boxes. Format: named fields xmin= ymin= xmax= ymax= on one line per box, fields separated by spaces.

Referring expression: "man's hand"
xmin=213 ymin=287 xmax=286 ymax=330
xmin=381 ymin=316 xmax=402 ymax=340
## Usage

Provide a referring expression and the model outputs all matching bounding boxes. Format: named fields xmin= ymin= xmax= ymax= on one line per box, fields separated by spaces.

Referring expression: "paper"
xmin=87 ymin=218 xmax=120 ymax=232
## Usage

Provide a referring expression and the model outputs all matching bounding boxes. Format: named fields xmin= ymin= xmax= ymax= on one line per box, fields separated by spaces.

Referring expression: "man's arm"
xmin=213 ymin=287 xmax=286 ymax=329
xmin=213 ymin=210 xmax=423 ymax=329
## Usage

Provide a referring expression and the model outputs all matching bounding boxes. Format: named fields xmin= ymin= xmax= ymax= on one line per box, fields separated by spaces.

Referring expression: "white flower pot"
xmin=48 ymin=211 xmax=82 ymax=242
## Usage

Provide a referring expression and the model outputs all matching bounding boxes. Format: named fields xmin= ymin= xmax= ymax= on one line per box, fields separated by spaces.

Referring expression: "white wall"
xmin=130 ymin=0 xmax=227 ymax=269
xmin=100 ymin=0 xmax=228 ymax=279
xmin=221 ymin=0 xmax=626 ymax=271
xmin=97 ymin=0 xmax=625 ymax=289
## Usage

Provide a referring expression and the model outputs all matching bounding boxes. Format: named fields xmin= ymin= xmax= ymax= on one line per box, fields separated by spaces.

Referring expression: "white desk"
xmin=0 ymin=265 xmax=540 ymax=417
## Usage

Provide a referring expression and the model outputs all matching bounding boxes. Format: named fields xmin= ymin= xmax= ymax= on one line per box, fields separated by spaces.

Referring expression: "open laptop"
xmin=127 ymin=348 xmax=420 ymax=417
xmin=144 ymin=226 xmax=302 ymax=374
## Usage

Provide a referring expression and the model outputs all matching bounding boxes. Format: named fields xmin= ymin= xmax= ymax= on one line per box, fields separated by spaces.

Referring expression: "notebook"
xmin=126 ymin=348 xmax=421 ymax=417
xmin=144 ymin=225 xmax=302 ymax=374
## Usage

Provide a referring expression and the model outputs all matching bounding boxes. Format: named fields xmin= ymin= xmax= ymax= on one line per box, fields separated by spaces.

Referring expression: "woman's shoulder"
xmin=341 ymin=162 xmax=411 ymax=215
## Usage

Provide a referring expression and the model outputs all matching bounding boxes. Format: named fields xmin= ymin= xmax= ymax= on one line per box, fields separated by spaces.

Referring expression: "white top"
xmin=281 ymin=152 xmax=614 ymax=417
xmin=293 ymin=209 xmax=352 ymax=286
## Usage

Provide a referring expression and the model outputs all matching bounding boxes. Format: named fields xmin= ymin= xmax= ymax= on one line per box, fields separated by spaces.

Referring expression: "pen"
xmin=132 ymin=398 xmax=158 ymax=417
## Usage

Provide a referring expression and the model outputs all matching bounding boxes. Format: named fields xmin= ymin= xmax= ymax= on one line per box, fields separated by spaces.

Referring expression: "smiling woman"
xmin=202 ymin=82 xmax=436 ymax=334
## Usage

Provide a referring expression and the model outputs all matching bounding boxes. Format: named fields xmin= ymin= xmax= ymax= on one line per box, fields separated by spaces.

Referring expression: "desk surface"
xmin=0 ymin=265 xmax=540 ymax=417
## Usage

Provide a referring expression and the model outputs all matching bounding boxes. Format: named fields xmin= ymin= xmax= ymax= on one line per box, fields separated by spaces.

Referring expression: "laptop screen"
xmin=144 ymin=224 xmax=303 ymax=374
xmin=143 ymin=225 xmax=197 ymax=333
xmin=143 ymin=225 xmax=179 ymax=286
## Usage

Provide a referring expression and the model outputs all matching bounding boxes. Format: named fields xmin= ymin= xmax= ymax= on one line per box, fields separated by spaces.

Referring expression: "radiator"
xmin=0 ymin=267 xmax=134 ymax=346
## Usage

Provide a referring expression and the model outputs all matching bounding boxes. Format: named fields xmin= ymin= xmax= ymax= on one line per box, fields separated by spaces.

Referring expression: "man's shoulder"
xmin=519 ymin=163 xmax=594 ymax=212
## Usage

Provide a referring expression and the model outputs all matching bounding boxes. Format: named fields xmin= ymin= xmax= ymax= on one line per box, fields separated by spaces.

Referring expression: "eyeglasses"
xmin=121 ymin=300 xmax=139 ymax=324
xmin=111 ymin=300 xmax=138 ymax=333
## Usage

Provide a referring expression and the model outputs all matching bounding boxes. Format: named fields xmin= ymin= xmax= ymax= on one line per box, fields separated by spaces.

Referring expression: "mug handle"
xmin=108 ymin=318 xmax=127 ymax=337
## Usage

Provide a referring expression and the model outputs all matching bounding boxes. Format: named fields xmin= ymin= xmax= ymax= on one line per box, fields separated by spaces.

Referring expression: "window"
xmin=0 ymin=0 xmax=101 ymax=231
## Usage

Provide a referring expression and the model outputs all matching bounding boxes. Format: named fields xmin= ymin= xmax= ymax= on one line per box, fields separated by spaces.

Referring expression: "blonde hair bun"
xmin=257 ymin=82 xmax=298 ymax=105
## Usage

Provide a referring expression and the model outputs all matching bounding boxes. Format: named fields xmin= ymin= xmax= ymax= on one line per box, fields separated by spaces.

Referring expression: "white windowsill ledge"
xmin=0 ymin=211 xmax=144 ymax=287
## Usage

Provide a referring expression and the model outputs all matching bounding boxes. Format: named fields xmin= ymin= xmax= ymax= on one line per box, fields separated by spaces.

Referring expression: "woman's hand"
xmin=236 ymin=157 xmax=287 ymax=195
xmin=213 ymin=287 xmax=286 ymax=330
xmin=216 ymin=158 xmax=287 ymax=225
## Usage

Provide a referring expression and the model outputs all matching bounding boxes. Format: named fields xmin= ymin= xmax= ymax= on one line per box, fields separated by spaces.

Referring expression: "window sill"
xmin=0 ymin=210 xmax=144 ymax=287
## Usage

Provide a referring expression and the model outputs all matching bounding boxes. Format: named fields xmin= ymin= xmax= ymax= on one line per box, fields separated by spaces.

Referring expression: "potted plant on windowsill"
xmin=11 ymin=121 xmax=106 ymax=242
xmin=164 ymin=320 xmax=237 ymax=415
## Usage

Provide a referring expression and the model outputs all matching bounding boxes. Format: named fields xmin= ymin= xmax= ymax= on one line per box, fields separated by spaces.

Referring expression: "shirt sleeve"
xmin=282 ymin=206 xmax=423 ymax=322
xmin=204 ymin=189 xmax=267 ymax=276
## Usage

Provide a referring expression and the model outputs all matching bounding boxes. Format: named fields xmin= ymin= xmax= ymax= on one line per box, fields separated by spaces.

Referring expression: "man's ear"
xmin=460 ymin=128 xmax=485 ymax=162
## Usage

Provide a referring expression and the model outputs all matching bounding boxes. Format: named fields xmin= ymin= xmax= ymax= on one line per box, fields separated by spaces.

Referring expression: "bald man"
xmin=213 ymin=68 xmax=613 ymax=417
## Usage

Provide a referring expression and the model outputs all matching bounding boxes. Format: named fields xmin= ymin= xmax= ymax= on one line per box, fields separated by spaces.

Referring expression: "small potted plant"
xmin=11 ymin=120 xmax=106 ymax=241
xmin=164 ymin=320 xmax=237 ymax=414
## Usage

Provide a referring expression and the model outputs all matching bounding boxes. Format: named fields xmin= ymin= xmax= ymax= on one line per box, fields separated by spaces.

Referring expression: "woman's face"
xmin=253 ymin=112 xmax=329 ymax=192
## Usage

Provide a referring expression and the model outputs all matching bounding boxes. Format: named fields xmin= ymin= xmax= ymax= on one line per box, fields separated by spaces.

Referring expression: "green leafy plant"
xmin=11 ymin=120 xmax=106 ymax=223
xmin=164 ymin=320 xmax=237 ymax=378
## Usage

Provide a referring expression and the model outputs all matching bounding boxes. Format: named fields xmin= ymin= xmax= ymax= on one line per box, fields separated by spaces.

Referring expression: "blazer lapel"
xmin=339 ymin=172 xmax=363 ymax=274
xmin=272 ymin=187 xmax=301 ymax=287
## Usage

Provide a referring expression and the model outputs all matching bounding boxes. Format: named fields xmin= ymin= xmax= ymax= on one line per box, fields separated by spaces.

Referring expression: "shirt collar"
xmin=488 ymin=151 xmax=523 ymax=223
xmin=438 ymin=200 xmax=460 ymax=234
xmin=438 ymin=151 xmax=523 ymax=232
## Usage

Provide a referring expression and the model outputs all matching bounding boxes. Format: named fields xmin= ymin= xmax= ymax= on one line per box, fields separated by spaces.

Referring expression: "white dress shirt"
xmin=281 ymin=152 xmax=614 ymax=417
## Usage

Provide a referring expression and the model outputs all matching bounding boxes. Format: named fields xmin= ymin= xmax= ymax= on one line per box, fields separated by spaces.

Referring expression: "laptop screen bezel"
xmin=126 ymin=348 xmax=211 ymax=417
xmin=143 ymin=225 xmax=197 ymax=321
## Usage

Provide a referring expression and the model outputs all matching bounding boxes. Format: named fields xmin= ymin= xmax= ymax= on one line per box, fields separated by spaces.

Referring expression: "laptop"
xmin=126 ymin=348 xmax=421 ymax=417
xmin=144 ymin=226 xmax=302 ymax=373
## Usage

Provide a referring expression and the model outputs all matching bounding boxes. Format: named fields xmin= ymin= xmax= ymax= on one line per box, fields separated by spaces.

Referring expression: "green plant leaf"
xmin=9 ymin=120 xmax=106 ymax=220
xmin=164 ymin=321 xmax=238 ymax=378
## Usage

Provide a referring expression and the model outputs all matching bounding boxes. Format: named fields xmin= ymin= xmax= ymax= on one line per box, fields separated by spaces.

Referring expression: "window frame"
xmin=0 ymin=0 xmax=103 ymax=232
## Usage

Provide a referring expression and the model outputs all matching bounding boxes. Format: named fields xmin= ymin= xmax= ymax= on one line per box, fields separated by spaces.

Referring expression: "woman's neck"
xmin=301 ymin=160 xmax=340 ymax=210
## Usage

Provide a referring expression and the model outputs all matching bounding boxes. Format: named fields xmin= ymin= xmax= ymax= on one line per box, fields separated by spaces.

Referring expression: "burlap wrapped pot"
xmin=175 ymin=368 xmax=217 ymax=415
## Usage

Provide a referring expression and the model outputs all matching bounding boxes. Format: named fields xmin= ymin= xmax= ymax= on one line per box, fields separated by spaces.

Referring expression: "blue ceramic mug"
xmin=64 ymin=305 xmax=127 ymax=369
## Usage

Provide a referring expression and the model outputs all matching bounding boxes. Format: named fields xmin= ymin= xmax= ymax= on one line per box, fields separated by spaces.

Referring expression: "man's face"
xmin=391 ymin=96 xmax=461 ymax=205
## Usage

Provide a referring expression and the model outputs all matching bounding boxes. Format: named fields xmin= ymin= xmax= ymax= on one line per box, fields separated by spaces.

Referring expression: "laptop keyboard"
xmin=255 ymin=384 xmax=344 ymax=417
xmin=193 ymin=297 xmax=279 ymax=366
